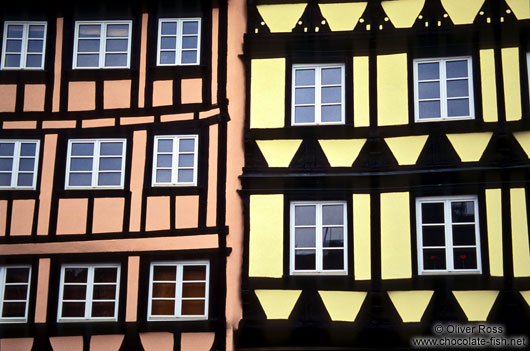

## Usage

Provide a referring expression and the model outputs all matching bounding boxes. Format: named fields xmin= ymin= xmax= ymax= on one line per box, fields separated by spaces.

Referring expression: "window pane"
xmin=322 ymin=249 xmax=344 ymax=270
xmin=26 ymin=54 xmax=42 ymax=68
xmin=182 ymin=36 xmax=198 ymax=49
xmin=295 ymin=106 xmax=315 ymax=123
xmin=181 ymin=300 xmax=205 ymax=315
xmin=182 ymin=21 xmax=199 ymax=35
xmin=321 ymin=86 xmax=341 ymax=103
xmin=322 ymin=205 xmax=343 ymax=225
xmin=452 ymin=225 xmax=476 ymax=245
xmin=447 ymin=79 xmax=469 ymax=98
xmin=0 ymin=143 xmax=14 ymax=156
xmin=418 ymin=62 xmax=439 ymax=80
xmin=105 ymin=53 xmax=127 ymax=67
xmin=92 ymin=285 xmax=116 ymax=300
xmin=62 ymin=285 xmax=87 ymax=300
xmin=423 ymin=248 xmax=446 ymax=270
xmin=77 ymin=54 xmax=99 ymax=67
xmin=422 ymin=225 xmax=445 ymax=246
xmin=5 ymin=54 xmax=21 ymax=67
xmin=295 ymin=227 xmax=316 ymax=248
xmin=91 ymin=302 xmax=115 ymax=317
xmin=20 ymin=143 xmax=36 ymax=156
xmin=321 ymin=68 xmax=341 ymax=85
xmin=0 ymin=159 xmax=13 ymax=171
xmin=5 ymin=268 xmax=29 ymax=283
xmin=153 ymin=265 xmax=176 ymax=281
xmin=2 ymin=302 xmax=26 ymax=317
xmin=27 ymin=40 xmax=43 ymax=53
xmin=447 ymin=99 xmax=469 ymax=117
xmin=321 ymin=105 xmax=341 ymax=123
xmin=179 ymin=139 xmax=195 ymax=152
xmin=99 ymin=157 xmax=122 ymax=171
xmin=295 ymin=249 xmax=316 ymax=270
xmin=158 ymin=139 xmax=173 ymax=152
xmin=17 ymin=174 xmax=33 ymax=187
xmin=4 ymin=285 xmax=28 ymax=300
xmin=453 ymin=248 xmax=477 ymax=269
xmin=161 ymin=37 xmax=176 ymax=50
xmin=161 ymin=22 xmax=177 ymax=35
xmin=152 ymin=283 xmax=176 ymax=298
xmin=7 ymin=25 xmax=23 ymax=38
xmin=177 ymin=169 xmax=193 ymax=182
xmin=156 ymin=170 xmax=172 ymax=183
xmin=0 ymin=174 xmax=11 ymax=186
xmin=295 ymin=69 xmax=315 ymax=86
xmin=446 ymin=60 xmax=468 ymax=78
xmin=418 ymin=100 xmax=441 ymax=119
xmin=157 ymin=154 xmax=172 ymax=168
xmin=97 ymin=172 xmax=121 ymax=186
xmin=6 ymin=40 xmax=22 ymax=53
xmin=79 ymin=25 xmax=101 ymax=38
xmin=295 ymin=205 xmax=316 ymax=225
xmin=421 ymin=202 xmax=444 ymax=224
xmin=182 ymin=282 xmax=206 ymax=298
xmin=29 ymin=25 xmax=45 ymax=38
xmin=70 ymin=158 xmax=93 ymax=171
xmin=178 ymin=154 xmax=194 ymax=167
xmin=160 ymin=51 xmax=176 ymax=64
xmin=295 ymin=87 xmax=315 ymax=104
xmin=418 ymin=81 xmax=440 ymax=99
xmin=64 ymin=268 xmax=88 ymax=283
xmin=94 ymin=268 xmax=118 ymax=283
xmin=181 ymin=51 xmax=197 ymax=64
xmin=107 ymin=24 xmax=129 ymax=37
xmin=151 ymin=300 xmax=175 ymax=315
xmin=78 ymin=39 xmax=100 ymax=52
xmin=451 ymin=201 xmax=475 ymax=222
xmin=62 ymin=302 xmax=85 ymax=317
xmin=19 ymin=159 xmax=35 ymax=172
xmin=322 ymin=227 xmax=343 ymax=248
xmin=182 ymin=265 xmax=206 ymax=281
xmin=106 ymin=39 xmax=128 ymax=52
xmin=69 ymin=173 xmax=92 ymax=186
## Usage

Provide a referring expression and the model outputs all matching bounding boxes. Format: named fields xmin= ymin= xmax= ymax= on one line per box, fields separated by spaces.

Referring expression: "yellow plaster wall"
xmin=384 ymin=135 xmax=428 ymax=166
xmin=510 ymin=188 xmax=530 ymax=277
xmin=353 ymin=194 xmax=371 ymax=280
xmin=249 ymin=195 xmax=284 ymax=278
xmin=318 ymin=291 xmax=367 ymax=322
xmin=256 ymin=4 xmax=307 ymax=33
xmin=255 ymin=289 xmax=301 ymax=319
xmin=256 ymin=140 xmax=302 ymax=167
xmin=318 ymin=139 xmax=366 ymax=167
xmin=380 ymin=192 xmax=412 ymax=279
xmin=440 ymin=0 xmax=485 ymax=25
xmin=505 ymin=0 xmax=530 ymax=20
xmin=479 ymin=49 xmax=498 ymax=123
xmin=250 ymin=58 xmax=286 ymax=128
xmin=485 ymin=189 xmax=503 ymax=277
xmin=446 ymin=132 xmax=492 ymax=162
xmin=377 ymin=54 xmax=409 ymax=126
xmin=387 ymin=291 xmax=434 ymax=323
xmin=501 ymin=47 xmax=522 ymax=122
xmin=318 ymin=3 xmax=367 ymax=31
xmin=514 ymin=131 xmax=530 ymax=158
xmin=521 ymin=291 xmax=530 ymax=307
xmin=381 ymin=0 xmax=425 ymax=28
xmin=353 ymin=56 xmax=370 ymax=127
xmin=452 ymin=290 xmax=499 ymax=321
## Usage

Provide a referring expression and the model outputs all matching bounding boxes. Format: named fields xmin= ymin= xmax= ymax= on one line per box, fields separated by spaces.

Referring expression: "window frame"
xmin=152 ymin=135 xmax=198 ymax=187
xmin=413 ymin=56 xmax=475 ymax=122
xmin=289 ymin=201 xmax=348 ymax=276
xmin=291 ymin=63 xmax=346 ymax=126
xmin=157 ymin=18 xmax=201 ymax=66
xmin=0 ymin=139 xmax=40 ymax=190
xmin=416 ymin=195 xmax=482 ymax=275
xmin=0 ymin=265 xmax=31 ymax=323
xmin=65 ymin=138 xmax=127 ymax=190
xmin=57 ymin=263 xmax=121 ymax=323
xmin=147 ymin=260 xmax=209 ymax=321
xmin=1 ymin=21 xmax=47 ymax=70
xmin=72 ymin=20 xmax=132 ymax=69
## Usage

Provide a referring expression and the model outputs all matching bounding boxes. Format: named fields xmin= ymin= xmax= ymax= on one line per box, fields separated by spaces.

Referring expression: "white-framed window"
xmin=148 ymin=261 xmax=209 ymax=321
xmin=152 ymin=135 xmax=198 ymax=187
xmin=73 ymin=21 xmax=132 ymax=69
xmin=157 ymin=18 xmax=201 ymax=66
xmin=416 ymin=196 xmax=482 ymax=275
xmin=65 ymin=139 xmax=126 ymax=189
xmin=0 ymin=140 xmax=40 ymax=190
xmin=0 ymin=266 xmax=31 ymax=323
xmin=292 ymin=64 xmax=345 ymax=125
xmin=1 ymin=21 xmax=47 ymax=70
xmin=57 ymin=264 xmax=120 ymax=322
xmin=413 ymin=57 xmax=474 ymax=121
xmin=290 ymin=202 xmax=347 ymax=275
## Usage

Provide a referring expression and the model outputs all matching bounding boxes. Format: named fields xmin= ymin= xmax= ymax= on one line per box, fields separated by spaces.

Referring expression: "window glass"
xmin=2 ymin=22 xmax=47 ymax=70
xmin=0 ymin=140 xmax=40 ymax=189
xmin=152 ymin=135 xmax=198 ymax=186
xmin=0 ymin=266 xmax=31 ymax=322
xmin=158 ymin=19 xmax=201 ymax=66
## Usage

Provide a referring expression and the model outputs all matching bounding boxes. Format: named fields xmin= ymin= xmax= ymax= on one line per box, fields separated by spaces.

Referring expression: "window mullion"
xmin=173 ymin=136 xmax=179 ymax=184
xmin=11 ymin=142 xmax=20 ymax=188
xmin=176 ymin=20 xmax=183 ymax=65
xmin=21 ymin=24 xmax=29 ymax=69
xmin=85 ymin=268 xmax=94 ymax=319
xmin=440 ymin=60 xmax=448 ymax=119
xmin=315 ymin=67 xmax=321 ymax=124
xmin=0 ymin=268 xmax=5 ymax=318
xmin=176 ymin=264 xmax=183 ymax=317
xmin=93 ymin=141 xmax=100 ymax=188
xmin=316 ymin=204 xmax=323 ymax=272
xmin=445 ymin=200 xmax=454 ymax=271
xmin=100 ymin=24 xmax=106 ymax=68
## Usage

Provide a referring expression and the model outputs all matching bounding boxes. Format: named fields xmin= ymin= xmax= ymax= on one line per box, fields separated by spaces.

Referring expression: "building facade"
xmin=237 ymin=0 xmax=530 ymax=349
